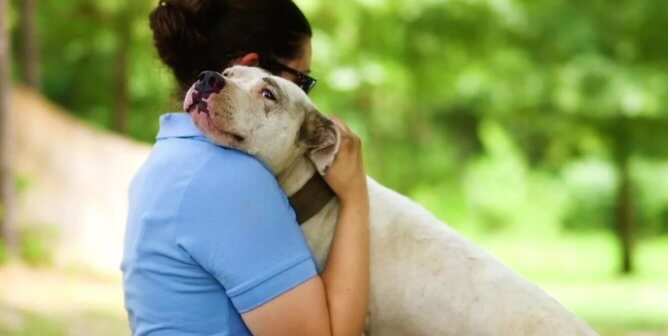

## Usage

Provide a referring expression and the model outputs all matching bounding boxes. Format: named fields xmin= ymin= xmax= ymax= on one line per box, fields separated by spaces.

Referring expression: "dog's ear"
xmin=299 ymin=110 xmax=340 ymax=175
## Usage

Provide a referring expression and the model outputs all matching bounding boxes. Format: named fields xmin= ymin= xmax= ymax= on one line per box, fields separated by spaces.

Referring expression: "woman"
xmin=121 ymin=0 xmax=369 ymax=335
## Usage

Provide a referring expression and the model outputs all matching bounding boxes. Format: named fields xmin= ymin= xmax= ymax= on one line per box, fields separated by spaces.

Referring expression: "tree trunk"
xmin=614 ymin=120 xmax=634 ymax=275
xmin=112 ymin=7 xmax=131 ymax=134
xmin=0 ymin=0 xmax=18 ymax=253
xmin=19 ymin=0 xmax=40 ymax=90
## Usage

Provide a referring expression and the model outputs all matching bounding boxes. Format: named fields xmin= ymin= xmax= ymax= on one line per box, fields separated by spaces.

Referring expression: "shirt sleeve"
xmin=174 ymin=153 xmax=318 ymax=313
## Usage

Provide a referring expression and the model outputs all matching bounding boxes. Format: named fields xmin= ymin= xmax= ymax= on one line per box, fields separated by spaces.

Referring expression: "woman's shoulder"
xmin=156 ymin=134 xmax=274 ymax=183
xmin=175 ymin=147 xmax=294 ymax=227
xmin=185 ymin=144 xmax=286 ymax=200
xmin=205 ymin=145 xmax=275 ymax=180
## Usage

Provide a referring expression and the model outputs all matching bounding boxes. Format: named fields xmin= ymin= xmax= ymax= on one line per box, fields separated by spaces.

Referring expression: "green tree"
xmin=298 ymin=0 xmax=668 ymax=274
xmin=8 ymin=0 xmax=667 ymax=274
xmin=18 ymin=0 xmax=40 ymax=90
xmin=28 ymin=0 xmax=170 ymax=140
xmin=0 ymin=0 xmax=18 ymax=254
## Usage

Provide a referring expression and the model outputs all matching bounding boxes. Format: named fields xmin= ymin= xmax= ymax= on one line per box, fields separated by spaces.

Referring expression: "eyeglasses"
xmin=260 ymin=58 xmax=317 ymax=94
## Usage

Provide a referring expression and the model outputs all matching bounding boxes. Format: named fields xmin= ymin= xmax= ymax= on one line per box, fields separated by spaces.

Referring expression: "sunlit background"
xmin=1 ymin=0 xmax=667 ymax=335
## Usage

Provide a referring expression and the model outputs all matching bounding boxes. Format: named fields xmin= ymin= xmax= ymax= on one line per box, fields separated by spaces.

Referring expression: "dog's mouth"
xmin=186 ymin=90 xmax=246 ymax=143
xmin=185 ymin=90 xmax=210 ymax=115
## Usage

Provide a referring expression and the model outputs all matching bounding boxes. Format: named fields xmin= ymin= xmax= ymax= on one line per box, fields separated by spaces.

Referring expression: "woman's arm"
xmin=243 ymin=117 xmax=370 ymax=336
xmin=320 ymin=116 xmax=370 ymax=335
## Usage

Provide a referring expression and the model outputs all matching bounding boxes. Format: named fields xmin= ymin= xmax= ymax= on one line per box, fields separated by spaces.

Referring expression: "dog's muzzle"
xmin=196 ymin=71 xmax=226 ymax=95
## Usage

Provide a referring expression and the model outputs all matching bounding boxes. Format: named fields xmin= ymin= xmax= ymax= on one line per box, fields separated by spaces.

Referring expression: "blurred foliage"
xmin=0 ymin=308 xmax=127 ymax=336
xmin=4 ymin=233 xmax=668 ymax=335
xmin=0 ymin=176 xmax=38 ymax=262
xmin=0 ymin=311 xmax=67 ymax=336
xmin=18 ymin=225 xmax=57 ymax=266
xmin=303 ymin=0 xmax=668 ymax=239
xmin=0 ymin=239 xmax=6 ymax=266
xmin=7 ymin=0 xmax=668 ymax=239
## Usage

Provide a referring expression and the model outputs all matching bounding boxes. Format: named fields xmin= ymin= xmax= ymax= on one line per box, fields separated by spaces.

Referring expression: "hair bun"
xmin=149 ymin=0 xmax=215 ymax=71
xmin=158 ymin=0 xmax=212 ymax=16
xmin=150 ymin=0 xmax=217 ymax=41
xmin=151 ymin=0 xmax=209 ymax=36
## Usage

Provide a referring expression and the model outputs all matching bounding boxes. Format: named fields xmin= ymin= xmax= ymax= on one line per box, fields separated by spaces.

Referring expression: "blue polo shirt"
xmin=121 ymin=113 xmax=318 ymax=335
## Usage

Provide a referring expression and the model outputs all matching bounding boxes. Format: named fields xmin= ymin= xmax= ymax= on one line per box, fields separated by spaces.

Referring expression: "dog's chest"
xmin=300 ymin=200 xmax=339 ymax=267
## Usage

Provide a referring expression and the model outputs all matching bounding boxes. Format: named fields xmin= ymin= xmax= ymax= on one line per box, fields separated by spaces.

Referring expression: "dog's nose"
xmin=195 ymin=71 xmax=225 ymax=94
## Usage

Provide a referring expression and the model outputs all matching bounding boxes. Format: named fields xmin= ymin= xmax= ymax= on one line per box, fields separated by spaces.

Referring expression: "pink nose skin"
xmin=195 ymin=71 xmax=225 ymax=95
xmin=185 ymin=89 xmax=210 ymax=115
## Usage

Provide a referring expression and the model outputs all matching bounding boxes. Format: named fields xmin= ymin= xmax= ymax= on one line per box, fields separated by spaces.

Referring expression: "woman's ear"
xmin=299 ymin=110 xmax=340 ymax=175
xmin=238 ymin=53 xmax=260 ymax=66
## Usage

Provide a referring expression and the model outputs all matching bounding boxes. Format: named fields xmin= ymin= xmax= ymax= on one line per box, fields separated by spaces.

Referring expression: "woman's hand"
xmin=324 ymin=116 xmax=368 ymax=205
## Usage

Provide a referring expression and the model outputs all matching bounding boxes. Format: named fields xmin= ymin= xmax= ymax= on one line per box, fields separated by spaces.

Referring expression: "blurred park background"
xmin=1 ymin=0 xmax=667 ymax=335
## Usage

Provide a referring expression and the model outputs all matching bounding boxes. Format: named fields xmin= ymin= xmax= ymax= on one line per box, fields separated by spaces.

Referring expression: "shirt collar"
xmin=155 ymin=112 xmax=276 ymax=172
xmin=156 ymin=113 xmax=203 ymax=140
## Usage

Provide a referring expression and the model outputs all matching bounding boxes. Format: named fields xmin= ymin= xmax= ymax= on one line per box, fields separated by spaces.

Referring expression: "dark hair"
xmin=149 ymin=0 xmax=312 ymax=95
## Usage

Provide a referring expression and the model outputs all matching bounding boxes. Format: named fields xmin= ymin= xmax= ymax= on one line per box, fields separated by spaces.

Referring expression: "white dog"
xmin=183 ymin=66 xmax=598 ymax=336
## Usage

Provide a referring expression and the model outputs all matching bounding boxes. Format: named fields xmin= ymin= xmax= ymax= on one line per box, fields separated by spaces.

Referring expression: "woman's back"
xmin=122 ymin=113 xmax=318 ymax=335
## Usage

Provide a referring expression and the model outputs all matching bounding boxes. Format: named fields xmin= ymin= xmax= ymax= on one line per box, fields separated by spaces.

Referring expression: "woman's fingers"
xmin=329 ymin=116 xmax=359 ymax=152
xmin=323 ymin=116 xmax=366 ymax=204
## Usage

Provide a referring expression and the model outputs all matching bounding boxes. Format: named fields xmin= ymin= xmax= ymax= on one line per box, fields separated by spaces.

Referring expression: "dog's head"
xmin=184 ymin=66 xmax=339 ymax=175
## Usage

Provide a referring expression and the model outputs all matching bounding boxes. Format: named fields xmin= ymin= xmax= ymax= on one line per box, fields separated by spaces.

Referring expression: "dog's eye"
xmin=261 ymin=88 xmax=277 ymax=101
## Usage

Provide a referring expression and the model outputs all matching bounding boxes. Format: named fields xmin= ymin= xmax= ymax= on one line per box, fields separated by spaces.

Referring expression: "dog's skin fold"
xmin=184 ymin=66 xmax=598 ymax=336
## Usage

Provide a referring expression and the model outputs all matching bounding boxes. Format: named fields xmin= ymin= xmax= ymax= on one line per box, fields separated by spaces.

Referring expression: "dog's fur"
xmin=184 ymin=66 xmax=598 ymax=336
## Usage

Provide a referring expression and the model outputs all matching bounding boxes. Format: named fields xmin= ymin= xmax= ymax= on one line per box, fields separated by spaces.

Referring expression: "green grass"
xmin=0 ymin=307 xmax=126 ymax=336
xmin=0 ymin=233 xmax=666 ymax=335
xmin=0 ymin=309 xmax=66 ymax=336
xmin=0 ymin=241 xmax=7 ymax=266
xmin=475 ymin=233 xmax=668 ymax=336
